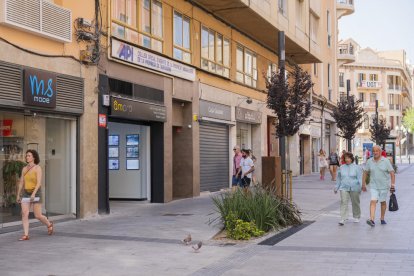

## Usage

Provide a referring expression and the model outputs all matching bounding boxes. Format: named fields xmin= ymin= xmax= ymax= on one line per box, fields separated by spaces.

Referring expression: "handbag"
xmin=389 ymin=192 xmax=399 ymax=212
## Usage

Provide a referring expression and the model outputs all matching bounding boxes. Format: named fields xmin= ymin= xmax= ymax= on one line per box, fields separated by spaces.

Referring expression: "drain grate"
xmin=258 ymin=220 xmax=315 ymax=246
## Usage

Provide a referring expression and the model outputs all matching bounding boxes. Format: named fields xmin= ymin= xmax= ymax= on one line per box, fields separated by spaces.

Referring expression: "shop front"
xmin=199 ymin=100 xmax=233 ymax=192
xmin=0 ymin=61 xmax=82 ymax=227
xmin=235 ymin=107 xmax=262 ymax=155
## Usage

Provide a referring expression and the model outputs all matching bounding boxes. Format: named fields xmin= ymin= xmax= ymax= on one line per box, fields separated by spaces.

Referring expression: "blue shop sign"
xmin=24 ymin=68 xmax=56 ymax=108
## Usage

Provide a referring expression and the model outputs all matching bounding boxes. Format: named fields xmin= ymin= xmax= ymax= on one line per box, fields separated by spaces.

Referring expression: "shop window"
xmin=236 ymin=45 xmax=257 ymax=88
xmin=0 ymin=113 xmax=76 ymax=223
xmin=201 ymin=26 xmax=230 ymax=78
xmin=111 ymin=0 xmax=163 ymax=53
xmin=173 ymin=10 xmax=191 ymax=63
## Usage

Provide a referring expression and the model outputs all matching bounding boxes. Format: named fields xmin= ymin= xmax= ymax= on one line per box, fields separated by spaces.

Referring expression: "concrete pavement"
xmin=1 ymin=163 xmax=414 ymax=275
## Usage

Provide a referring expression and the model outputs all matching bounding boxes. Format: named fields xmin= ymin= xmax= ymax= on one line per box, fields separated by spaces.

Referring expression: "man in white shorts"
xmin=362 ymin=145 xmax=395 ymax=227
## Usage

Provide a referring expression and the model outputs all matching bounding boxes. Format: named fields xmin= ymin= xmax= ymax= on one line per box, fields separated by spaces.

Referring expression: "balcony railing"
xmin=338 ymin=44 xmax=354 ymax=55
xmin=337 ymin=0 xmax=354 ymax=4
xmin=388 ymin=84 xmax=401 ymax=90
xmin=357 ymin=81 xmax=382 ymax=89
xmin=362 ymin=101 xmax=385 ymax=108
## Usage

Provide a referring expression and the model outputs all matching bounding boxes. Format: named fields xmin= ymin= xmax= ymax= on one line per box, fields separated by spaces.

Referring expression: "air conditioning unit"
xmin=0 ymin=0 xmax=72 ymax=43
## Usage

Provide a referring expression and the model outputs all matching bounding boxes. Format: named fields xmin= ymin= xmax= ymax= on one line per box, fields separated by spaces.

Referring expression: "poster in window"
xmin=126 ymin=159 xmax=139 ymax=170
xmin=108 ymin=135 xmax=119 ymax=146
xmin=109 ymin=159 xmax=119 ymax=170
xmin=108 ymin=147 xmax=119 ymax=158
xmin=126 ymin=134 xmax=139 ymax=146
xmin=126 ymin=146 xmax=139 ymax=158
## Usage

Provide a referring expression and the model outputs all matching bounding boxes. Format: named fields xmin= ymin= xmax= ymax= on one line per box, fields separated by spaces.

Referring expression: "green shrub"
xmin=225 ymin=212 xmax=264 ymax=240
xmin=212 ymin=186 xmax=302 ymax=236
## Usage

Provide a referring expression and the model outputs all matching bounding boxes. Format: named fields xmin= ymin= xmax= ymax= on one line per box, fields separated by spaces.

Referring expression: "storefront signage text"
xmin=200 ymin=100 xmax=231 ymax=121
xmin=235 ymin=107 xmax=262 ymax=124
xmin=110 ymin=97 xmax=166 ymax=122
xmin=23 ymin=68 xmax=56 ymax=108
xmin=111 ymin=38 xmax=196 ymax=82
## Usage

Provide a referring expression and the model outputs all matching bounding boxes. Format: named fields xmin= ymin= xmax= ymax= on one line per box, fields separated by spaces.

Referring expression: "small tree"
xmin=266 ymin=65 xmax=312 ymax=137
xmin=332 ymin=95 xmax=364 ymax=141
xmin=403 ymin=108 xmax=414 ymax=133
xmin=370 ymin=117 xmax=390 ymax=146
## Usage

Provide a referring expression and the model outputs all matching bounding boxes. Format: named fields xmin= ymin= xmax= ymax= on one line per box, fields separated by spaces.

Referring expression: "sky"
xmin=339 ymin=0 xmax=414 ymax=64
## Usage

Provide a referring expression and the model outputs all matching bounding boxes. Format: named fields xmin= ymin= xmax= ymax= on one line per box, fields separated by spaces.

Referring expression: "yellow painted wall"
xmin=0 ymin=0 xmax=95 ymax=59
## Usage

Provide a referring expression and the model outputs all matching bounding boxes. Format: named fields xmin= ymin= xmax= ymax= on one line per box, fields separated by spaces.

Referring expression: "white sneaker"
xmin=353 ymin=218 xmax=360 ymax=223
xmin=338 ymin=220 xmax=345 ymax=226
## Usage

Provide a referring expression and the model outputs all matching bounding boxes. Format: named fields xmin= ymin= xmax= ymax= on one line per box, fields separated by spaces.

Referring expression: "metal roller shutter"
xmin=200 ymin=123 xmax=229 ymax=192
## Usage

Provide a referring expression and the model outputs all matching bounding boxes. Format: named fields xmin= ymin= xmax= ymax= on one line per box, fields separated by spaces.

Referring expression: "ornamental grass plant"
xmin=212 ymin=185 xmax=302 ymax=236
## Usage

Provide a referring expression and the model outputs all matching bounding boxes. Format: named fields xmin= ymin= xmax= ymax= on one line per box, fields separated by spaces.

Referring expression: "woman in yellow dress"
xmin=16 ymin=150 xmax=54 ymax=241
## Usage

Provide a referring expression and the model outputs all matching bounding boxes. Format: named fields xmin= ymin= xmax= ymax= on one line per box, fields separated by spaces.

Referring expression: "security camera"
xmin=246 ymin=98 xmax=253 ymax=104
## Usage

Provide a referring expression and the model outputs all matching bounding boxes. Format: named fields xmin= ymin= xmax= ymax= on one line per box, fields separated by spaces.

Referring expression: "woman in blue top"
xmin=334 ymin=152 xmax=363 ymax=226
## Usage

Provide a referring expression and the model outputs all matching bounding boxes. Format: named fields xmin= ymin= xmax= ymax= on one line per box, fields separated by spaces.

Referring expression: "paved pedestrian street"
xmin=1 ymin=164 xmax=414 ymax=276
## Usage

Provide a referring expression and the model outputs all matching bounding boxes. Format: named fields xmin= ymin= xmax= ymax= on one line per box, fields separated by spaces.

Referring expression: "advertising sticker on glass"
xmin=108 ymin=147 xmax=119 ymax=158
xmin=126 ymin=146 xmax=139 ymax=158
xmin=108 ymin=135 xmax=119 ymax=146
xmin=126 ymin=159 xmax=139 ymax=170
xmin=109 ymin=159 xmax=119 ymax=170
xmin=126 ymin=134 xmax=139 ymax=146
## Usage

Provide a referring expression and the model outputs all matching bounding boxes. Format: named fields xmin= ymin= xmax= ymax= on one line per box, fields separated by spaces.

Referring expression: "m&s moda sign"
xmin=111 ymin=38 xmax=196 ymax=82
xmin=24 ymin=68 xmax=56 ymax=108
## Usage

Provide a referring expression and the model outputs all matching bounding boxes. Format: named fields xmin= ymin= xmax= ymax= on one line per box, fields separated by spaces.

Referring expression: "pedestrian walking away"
xmin=231 ymin=145 xmax=242 ymax=191
xmin=334 ymin=152 xmax=363 ymax=225
xmin=362 ymin=145 xmax=396 ymax=227
xmin=240 ymin=149 xmax=255 ymax=188
xmin=16 ymin=149 xmax=54 ymax=241
xmin=318 ymin=149 xmax=328 ymax=180
xmin=329 ymin=150 xmax=340 ymax=181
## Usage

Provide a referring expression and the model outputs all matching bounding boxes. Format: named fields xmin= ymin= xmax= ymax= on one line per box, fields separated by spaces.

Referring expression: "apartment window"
xmin=296 ymin=0 xmax=304 ymax=29
xmin=359 ymin=92 xmax=364 ymax=102
xmin=201 ymin=26 xmax=230 ymax=78
xmin=396 ymin=94 xmax=400 ymax=110
xmin=173 ymin=10 xmax=191 ymax=63
xmin=267 ymin=63 xmax=277 ymax=83
xmin=327 ymin=10 xmax=331 ymax=47
xmin=310 ymin=13 xmax=319 ymax=41
xmin=363 ymin=114 xmax=369 ymax=129
xmin=389 ymin=94 xmax=394 ymax=110
xmin=111 ymin=0 xmax=163 ymax=52
xmin=358 ymin=73 xmax=366 ymax=83
xmin=369 ymin=74 xmax=378 ymax=81
xmin=396 ymin=116 xmax=400 ymax=127
xmin=390 ymin=116 xmax=394 ymax=130
xmin=328 ymin=64 xmax=332 ymax=100
xmin=339 ymin=72 xmax=344 ymax=87
xmin=278 ymin=0 xmax=287 ymax=17
xmin=370 ymin=93 xmax=377 ymax=102
xmin=313 ymin=63 xmax=318 ymax=76
xmin=236 ymin=45 xmax=257 ymax=88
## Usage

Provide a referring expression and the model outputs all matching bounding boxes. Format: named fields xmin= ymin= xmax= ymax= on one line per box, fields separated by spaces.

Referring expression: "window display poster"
xmin=109 ymin=159 xmax=119 ymax=170
xmin=108 ymin=147 xmax=119 ymax=158
xmin=126 ymin=146 xmax=139 ymax=158
xmin=108 ymin=135 xmax=119 ymax=146
xmin=126 ymin=134 xmax=139 ymax=146
xmin=126 ymin=159 xmax=139 ymax=170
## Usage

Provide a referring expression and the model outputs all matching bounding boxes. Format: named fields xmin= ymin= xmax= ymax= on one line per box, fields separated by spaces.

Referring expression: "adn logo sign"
xmin=24 ymin=68 xmax=56 ymax=108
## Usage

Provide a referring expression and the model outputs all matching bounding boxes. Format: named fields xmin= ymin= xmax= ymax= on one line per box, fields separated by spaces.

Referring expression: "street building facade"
xmin=0 ymin=0 xmax=98 ymax=228
xmin=338 ymin=39 xmax=413 ymax=160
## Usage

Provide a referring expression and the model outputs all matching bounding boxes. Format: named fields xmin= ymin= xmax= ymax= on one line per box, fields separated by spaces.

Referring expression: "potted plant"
xmin=2 ymin=160 xmax=26 ymax=214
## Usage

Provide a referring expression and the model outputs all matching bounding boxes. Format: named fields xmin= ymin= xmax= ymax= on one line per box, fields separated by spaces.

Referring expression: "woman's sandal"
xmin=18 ymin=235 xmax=30 ymax=241
xmin=47 ymin=222 xmax=54 ymax=235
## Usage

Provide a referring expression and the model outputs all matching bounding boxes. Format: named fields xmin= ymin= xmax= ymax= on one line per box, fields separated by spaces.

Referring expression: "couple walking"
xmin=334 ymin=145 xmax=396 ymax=226
xmin=232 ymin=145 xmax=255 ymax=189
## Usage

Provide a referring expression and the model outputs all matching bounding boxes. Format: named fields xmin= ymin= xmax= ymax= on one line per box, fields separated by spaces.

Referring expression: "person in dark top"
xmin=329 ymin=150 xmax=340 ymax=181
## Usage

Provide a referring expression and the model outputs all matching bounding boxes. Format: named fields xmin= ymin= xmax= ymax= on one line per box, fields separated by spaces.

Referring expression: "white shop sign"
xmin=111 ymin=38 xmax=196 ymax=81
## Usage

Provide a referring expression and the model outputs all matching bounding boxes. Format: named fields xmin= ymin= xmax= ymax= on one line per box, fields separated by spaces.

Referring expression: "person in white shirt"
xmin=240 ymin=149 xmax=255 ymax=188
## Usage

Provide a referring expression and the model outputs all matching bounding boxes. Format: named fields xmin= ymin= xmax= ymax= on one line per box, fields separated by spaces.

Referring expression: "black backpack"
xmin=389 ymin=193 xmax=399 ymax=212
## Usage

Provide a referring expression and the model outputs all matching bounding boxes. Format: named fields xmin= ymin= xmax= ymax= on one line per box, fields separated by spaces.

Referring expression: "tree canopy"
xmin=332 ymin=95 xmax=364 ymax=140
xmin=266 ymin=65 xmax=312 ymax=138
xmin=403 ymin=108 xmax=414 ymax=133
xmin=370 ymin=116 xmax=390 ymax=146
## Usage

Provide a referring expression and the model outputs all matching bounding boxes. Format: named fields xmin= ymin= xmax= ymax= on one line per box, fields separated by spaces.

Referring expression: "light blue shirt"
xmin=335 ymin=163 xmax=363 ymax=192
xmin=364 ymin=157 xmax=394 ymax=190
